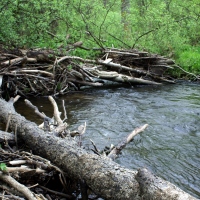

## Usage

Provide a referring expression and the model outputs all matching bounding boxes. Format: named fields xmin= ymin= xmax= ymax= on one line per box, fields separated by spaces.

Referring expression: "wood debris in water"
xmin=0 ymin=46 xmax=178 ymax=97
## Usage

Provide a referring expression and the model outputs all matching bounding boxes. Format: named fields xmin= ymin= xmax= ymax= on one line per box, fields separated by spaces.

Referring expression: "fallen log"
xmin=0 ymin=97 xmax=198 ymax=200
xmin=1 ymin=56 xmax=27 ymax=66
xmin=90 ymin=69 xmax=161 ymax=85
xmin=0 ymin=98 xmax=140 ymax=200
xmin=0 ymin=130 xmax=15 ymax=143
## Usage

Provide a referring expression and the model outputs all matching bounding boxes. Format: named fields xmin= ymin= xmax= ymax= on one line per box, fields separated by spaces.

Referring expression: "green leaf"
xmin=0 ymin=163 xmax=7 ymax=171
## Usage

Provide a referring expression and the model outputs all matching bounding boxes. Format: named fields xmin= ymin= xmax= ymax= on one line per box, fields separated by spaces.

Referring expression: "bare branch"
xmin=0 ymin=172 xmax=37 ymax=200
xmin=108 ymin=124 xmax=148 ymax=159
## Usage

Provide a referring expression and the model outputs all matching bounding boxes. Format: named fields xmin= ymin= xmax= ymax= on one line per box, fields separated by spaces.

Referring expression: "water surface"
xmin=15 ymin=82 xmax=200 ymax=198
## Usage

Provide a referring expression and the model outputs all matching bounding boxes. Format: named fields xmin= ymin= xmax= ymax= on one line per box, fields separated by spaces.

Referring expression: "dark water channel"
xmin=15 ymin=82 xmax=200 ymax=198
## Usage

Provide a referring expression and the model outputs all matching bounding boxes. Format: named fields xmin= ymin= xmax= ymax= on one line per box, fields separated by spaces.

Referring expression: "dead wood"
xmin=91 ymin=69 xmax=162 ymax=85
xmin=0 ymin=98 xmax=140 ymax=200
xmin=0 ymin=46 xmax=181 ymax=97
xmin=0 ymin=130 xmax=15 ymax=143
xmin=0 ymin=147 xmax=75 ymax=199
xmin=108 ymin=124 xmax=148 ymax=160
xmin=0 ymin=97 xmax=198 ymax=200
xmin=136 ymin=168 xmax=197 ymax=200
xmin=0 ymin=172 xmax=37 ymax=200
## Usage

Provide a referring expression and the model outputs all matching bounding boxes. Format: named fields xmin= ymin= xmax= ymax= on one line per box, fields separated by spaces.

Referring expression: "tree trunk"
xmin=121 ymin=0 xmax=131 ymax=40
xmin=0 ymin=98 xmax=197 ymax=200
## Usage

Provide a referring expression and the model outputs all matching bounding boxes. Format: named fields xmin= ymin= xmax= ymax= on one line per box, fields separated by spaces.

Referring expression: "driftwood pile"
xmin=0 ymin=46 xmax=177 ymax=97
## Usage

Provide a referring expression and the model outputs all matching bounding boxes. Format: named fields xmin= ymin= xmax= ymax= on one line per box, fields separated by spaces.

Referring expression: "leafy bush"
xmin=0 ymin=0 xmax=199 ymax=74
xmin=176 ymin=47 xmax=200 ymax=73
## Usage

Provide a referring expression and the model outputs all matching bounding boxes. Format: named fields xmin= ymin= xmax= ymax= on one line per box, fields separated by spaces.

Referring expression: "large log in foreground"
xmin=0 ymin=98 xmax=198 ymax=200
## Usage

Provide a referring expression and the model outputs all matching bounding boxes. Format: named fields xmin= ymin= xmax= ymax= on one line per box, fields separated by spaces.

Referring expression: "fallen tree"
xmin=0 ymin=97 xmax=198 ymax=200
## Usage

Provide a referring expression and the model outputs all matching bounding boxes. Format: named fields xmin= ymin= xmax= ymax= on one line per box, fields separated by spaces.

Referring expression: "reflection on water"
xmin=15 ymin=83 xmax=200 ymax=198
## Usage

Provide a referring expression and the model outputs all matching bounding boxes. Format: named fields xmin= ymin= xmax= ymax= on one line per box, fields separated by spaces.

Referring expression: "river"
xmin=15 ymin=82 xmax=200 ymax=198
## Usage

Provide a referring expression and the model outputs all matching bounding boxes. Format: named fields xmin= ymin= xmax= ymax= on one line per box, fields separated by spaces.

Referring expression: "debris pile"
xmin=0 ymin=46 xmax=177 ymax=97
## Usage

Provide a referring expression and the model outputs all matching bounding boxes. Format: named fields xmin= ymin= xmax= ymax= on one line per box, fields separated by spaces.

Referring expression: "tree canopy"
xmin=1 ymin=0 xmax=200 ymax=73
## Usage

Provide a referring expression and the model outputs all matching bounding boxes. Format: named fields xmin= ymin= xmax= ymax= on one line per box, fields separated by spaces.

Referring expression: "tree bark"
xmin=90 ymin=69 xmax=161 ymax=85
xmin=0 ymin=98 xmax=198 ymax=200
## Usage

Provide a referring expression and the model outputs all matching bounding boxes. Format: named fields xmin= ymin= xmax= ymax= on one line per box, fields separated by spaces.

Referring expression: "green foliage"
xmin=176 ymin=47 xmax=200 ymax=73
xmin=0 ymin=163 xmax=7 ymax=171
xmin=0 ymin=0 xmax=199 ymax=74
xmin=56 ymin=82 xmax=62 ymax=91
xmin=67 ymin=65 xmax=73 ymax=71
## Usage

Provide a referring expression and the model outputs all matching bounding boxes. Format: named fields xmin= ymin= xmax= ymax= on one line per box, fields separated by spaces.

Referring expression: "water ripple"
xmin=15 ymin=83 xmax=200 ymax=198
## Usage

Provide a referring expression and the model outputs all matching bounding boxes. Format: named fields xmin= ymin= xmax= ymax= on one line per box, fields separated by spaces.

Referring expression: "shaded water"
xmin=15 ymin=83 xmax=200 ymax=198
